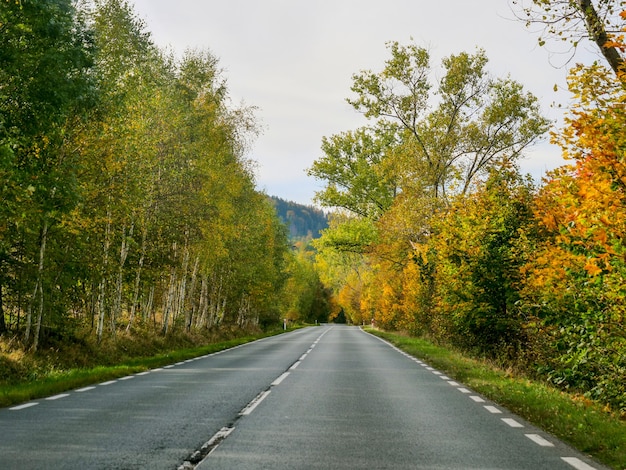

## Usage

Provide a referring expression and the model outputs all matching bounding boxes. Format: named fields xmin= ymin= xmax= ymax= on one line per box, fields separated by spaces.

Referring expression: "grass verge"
xmin=0 ymin=329 xmax=292 ymax=409
xmin=365 ymin=328 xmax=625 ymax=470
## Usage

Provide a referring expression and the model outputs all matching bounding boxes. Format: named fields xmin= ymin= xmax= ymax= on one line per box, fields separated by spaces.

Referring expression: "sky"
xmin=130 ymin=0 xmax=598 ymax=206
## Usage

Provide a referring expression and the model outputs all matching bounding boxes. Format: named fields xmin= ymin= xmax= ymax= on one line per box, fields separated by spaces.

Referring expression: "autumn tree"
xmin=431 ymin=165 xmax=537 ymax=356
xmin=522 ymin=59 xmax=626 ymax=410
xmin=310 ymin=42 xmax=548 ymax=328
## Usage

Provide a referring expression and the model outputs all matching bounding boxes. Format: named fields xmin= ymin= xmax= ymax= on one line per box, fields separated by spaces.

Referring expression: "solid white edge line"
xmin=561 ymin=457 xmax=597 ymax=470
xmin=10 ymin=402 xmax=39 ymax=410
xmin=240 ymin=390 xmax=271 ymax=416
xmin=271 ymin=372 xmax=290 ymax=386
xmin=525 ymin=434 xmax=554 ymax=447
xmin=45 ymin=393 xmax=70 ymax=400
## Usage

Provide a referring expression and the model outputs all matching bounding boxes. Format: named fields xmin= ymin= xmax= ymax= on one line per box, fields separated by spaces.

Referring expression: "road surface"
xmin=0 ymin=325 xmax=607 ymax=469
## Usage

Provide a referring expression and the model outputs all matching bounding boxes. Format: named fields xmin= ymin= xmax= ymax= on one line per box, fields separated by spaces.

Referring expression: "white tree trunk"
xmin=185 ymin=255 xmax=199 ymax=331
xmin=127 ymin=226 xmax=147 ymax=332
xmin=31 ymin=220 xmax=49 ymax=352
xmin=96 ymin=206 xmax=112 ymax=343
xmin=112 ymin=222 xmax=133 ymax=337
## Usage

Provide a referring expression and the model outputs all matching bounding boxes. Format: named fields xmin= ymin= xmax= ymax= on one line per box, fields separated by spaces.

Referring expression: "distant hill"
xmin=270 ymin=196 xmax=328 ymax=240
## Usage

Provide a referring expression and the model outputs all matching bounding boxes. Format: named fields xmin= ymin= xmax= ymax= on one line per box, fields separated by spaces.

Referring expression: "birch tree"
xmin=0 ymin=0 xmax=96 ymax=348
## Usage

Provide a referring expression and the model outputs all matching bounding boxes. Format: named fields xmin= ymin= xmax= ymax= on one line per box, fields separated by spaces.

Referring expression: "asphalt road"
xmin=0 ymin=325 xmax=608 ymax=469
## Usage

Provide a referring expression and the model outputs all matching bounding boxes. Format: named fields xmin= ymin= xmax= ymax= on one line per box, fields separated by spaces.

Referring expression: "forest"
xmin=309 ymin=1 xmax=626 ymax=414
xmin=1 ymin=0 xmax=625 ymax=420
xmin=0 ymin=0 xmax=330 ymax=355
xmin=270 ymin=196 xmax=328 ymax=241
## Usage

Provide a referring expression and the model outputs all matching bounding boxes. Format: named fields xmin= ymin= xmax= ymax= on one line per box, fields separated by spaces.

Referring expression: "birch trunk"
xmin=0 ymin=285 xmax=6 ymax=334
xmin=24 ymin=282 xmax=36 ymax=344
xmin=31 ymin=219 xmax=49 ymax=352
xmin=112 ymin=222 xmax=133 ymax=337
xmin=196 ymin=276 xmax=208 ymax=328
xmin=185 ymin=255 xmax=199 ymax=331
xmin=96 ymin=207 xmax=112 ymax=343
xmin=126 ymin=226 xmax=147 ymax=332
xmin=175 ymin=235 xmax=190 ymax=326
xmin=161 ymin=270 xmax=176 ymax=335
xmin=145 ymin=284 xmax=154 ymax=326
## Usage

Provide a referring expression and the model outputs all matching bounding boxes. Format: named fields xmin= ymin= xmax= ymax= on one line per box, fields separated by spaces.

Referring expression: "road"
xmin=0 ymin=325 xmax=608 ymax=469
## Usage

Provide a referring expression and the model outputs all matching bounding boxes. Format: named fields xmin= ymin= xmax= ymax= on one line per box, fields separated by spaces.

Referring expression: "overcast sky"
xmin=130 ymin=0 xmax=596 ymax=206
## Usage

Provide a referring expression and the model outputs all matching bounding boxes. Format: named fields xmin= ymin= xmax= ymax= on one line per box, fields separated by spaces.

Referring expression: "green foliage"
xmin=342 ymin=42 xmax=549 ymax=201
xmin=308 ymin=125 xmax=399 ymax=219
xmin=0 ymin=0 xmax=301 ymax=349
xmin=432 ymin=165 xmax=537 ymax=357
xmin=281 ymin=247 xmax=332 ymax=324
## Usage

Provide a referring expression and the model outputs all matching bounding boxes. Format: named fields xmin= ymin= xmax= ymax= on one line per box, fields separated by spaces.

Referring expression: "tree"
xmin=431 ymin=165 xmax=537 ymax=356
xmin=346 ymin=42 xmax=549 ymax=203
xmin=514 ymin=0 xmax=625 ymax=76
xmin=309 ymin=42 xmax=548 ymax=331
xmin=521 ymin=59 xmax=626 ymax=410
xmin=0 ymin=0 xmax=96 ymax=348
xmin=308 ymin=124 xmax=400 ymax=219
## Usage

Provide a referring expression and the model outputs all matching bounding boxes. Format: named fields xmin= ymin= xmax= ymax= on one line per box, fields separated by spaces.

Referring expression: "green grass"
xmin=365 ymin=328 xmax=626 ymax=470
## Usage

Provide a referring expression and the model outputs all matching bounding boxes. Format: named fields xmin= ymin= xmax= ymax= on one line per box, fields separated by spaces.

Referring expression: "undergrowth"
xmin=0 ymin=324 xmax=287 ymax=407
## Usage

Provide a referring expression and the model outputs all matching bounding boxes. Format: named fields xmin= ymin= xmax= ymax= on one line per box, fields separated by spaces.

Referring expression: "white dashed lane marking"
xmin=502 ymin=418 xmax=524 ymax=428
xmin=364 ymin=329 xmax=601 ymax=470
xmin=484 ymin=405 xmax=502 ymax=414
xmin=9 ymin=402 xmax=38 ymax=410
xmin=525 ymin=434 xmax=554 ymax=447
xmin=561 ymin=457 xmax=598 ymax=470
xmin=45 ymin=393 xmax=70 ymax=401
xmin=271 ymin=372 xmax=290 ymax=386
